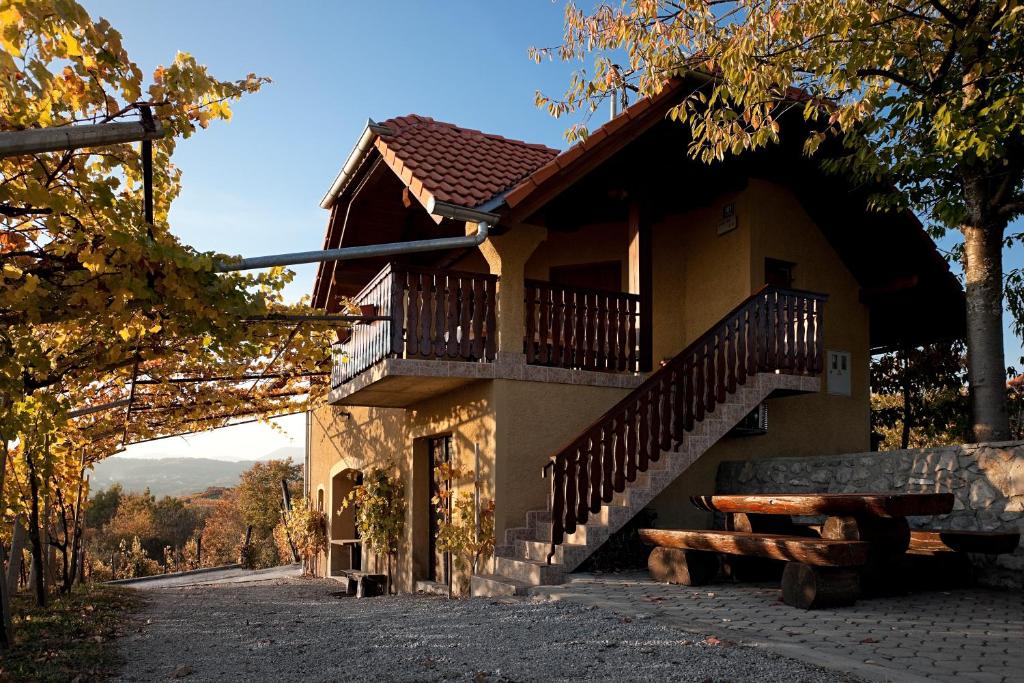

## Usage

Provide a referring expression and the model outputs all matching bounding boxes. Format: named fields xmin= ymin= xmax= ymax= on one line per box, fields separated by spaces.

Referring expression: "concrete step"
xmin=494 ymin=556 xmax=564 ymax=585
xmin=516 ymin=539 xmax=589 ymax=565
xmin=470 ymin=573 xmax=532 ymax=597
xmin=533 ymin=520 xmax=609 ymax=546
xmin=526 ymin=509 xmax=551 ymax=528
xmin=501 ymin=525 xmax=534 ymax=547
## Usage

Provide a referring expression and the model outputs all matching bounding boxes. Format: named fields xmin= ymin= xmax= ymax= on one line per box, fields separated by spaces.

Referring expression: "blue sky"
xmin=84 ymin=1 xmax=1021 ymax=461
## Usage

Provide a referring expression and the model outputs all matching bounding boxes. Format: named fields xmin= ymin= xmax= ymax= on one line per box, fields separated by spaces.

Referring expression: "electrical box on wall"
xmin=827 ymin=350 xmax=852 ymax=396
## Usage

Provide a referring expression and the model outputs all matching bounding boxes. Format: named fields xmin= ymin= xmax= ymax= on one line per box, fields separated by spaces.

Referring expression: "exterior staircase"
xmin=471 ymin=286 xmax=826 ymax=597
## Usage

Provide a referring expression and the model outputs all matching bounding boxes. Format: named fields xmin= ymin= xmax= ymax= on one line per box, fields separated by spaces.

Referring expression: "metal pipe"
xmin=0 ymin=120 xmax=165 ymax=158
xmin=320 ymin=120 xmax=393 ymax=209
xmin=215 ymin=218 xmax=492 ymax=272
xmin=67 ymin=398 xmax=131 ymax=418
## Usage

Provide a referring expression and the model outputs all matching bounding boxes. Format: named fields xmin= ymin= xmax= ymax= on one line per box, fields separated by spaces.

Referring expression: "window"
xmin=765 ymin=258 xmax=796 ymax=288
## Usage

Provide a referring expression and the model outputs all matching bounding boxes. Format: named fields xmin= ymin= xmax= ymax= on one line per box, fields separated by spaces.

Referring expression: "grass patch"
xmin=0 ymin=584 xmax=138 ymax=682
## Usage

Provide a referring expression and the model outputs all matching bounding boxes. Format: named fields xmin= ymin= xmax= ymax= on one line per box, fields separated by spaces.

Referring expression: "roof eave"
xmin=319 ymin=120 xmax=394 ymax=210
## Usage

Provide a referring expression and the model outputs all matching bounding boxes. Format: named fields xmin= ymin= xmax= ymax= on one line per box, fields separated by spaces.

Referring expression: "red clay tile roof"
xmin=374 ymin=115 xmax=559 ymax=218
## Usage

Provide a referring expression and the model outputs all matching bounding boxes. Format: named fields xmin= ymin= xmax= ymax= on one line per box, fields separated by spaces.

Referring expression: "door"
xmin=427 ymin=435 xmax=452 ymax=586
xmin=550 ymin=261 xmax=623 ymax=292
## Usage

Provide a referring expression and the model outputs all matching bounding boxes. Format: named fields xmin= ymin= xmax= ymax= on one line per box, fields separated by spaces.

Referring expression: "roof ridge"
xmin=379 ymin=114 xmax=560 ymax=155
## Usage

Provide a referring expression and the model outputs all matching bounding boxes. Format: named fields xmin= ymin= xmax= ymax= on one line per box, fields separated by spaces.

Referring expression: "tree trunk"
xmin=962 ymin=220 xmax=1011 ymax=442
xmin=0 ymin=442 xmax=10 ymax=652
xmin=901 ymin=354 xmax=912 ymax=449
xmin=25 ymin=448 xmax=46 ymax=607
xmin=7 ymin=517 xmax=27 ymax=598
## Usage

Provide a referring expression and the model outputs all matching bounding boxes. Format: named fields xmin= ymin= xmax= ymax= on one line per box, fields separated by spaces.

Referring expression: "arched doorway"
xmin=330 ymin=468 xmax=362 ymax=576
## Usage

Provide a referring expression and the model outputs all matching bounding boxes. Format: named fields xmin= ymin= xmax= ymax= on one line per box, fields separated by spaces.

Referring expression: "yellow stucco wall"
xmin=523 ymin=222 xmax=630 ymax=290
xmin=491 ymin=380 xmax=632 ymax=535
xmin=650 ymin=189 xmax=752 ymax=364
xmin=648 ymin=178 xmax=872 ymax=528
xmin=308 ymin=382 xmax=495 ymax=594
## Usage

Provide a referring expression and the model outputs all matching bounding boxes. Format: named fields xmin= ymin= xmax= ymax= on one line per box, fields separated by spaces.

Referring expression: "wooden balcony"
xmin=330 ymin=264 xmax=499 ymax=406
xmin=328 ymin=264 xmax=647 ymax=407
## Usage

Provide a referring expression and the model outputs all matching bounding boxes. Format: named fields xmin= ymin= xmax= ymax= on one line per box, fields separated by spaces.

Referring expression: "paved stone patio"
xmin=532 ymin=572 xmax=1024 ymax=683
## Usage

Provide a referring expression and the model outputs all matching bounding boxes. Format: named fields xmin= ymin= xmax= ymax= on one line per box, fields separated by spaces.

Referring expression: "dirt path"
xmin=112 ymin=575 xmax=859 ymax=682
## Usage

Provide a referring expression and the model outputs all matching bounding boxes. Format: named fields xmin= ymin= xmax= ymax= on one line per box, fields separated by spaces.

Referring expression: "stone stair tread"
xmin=470 ymin=573 xmax=532 ymax=597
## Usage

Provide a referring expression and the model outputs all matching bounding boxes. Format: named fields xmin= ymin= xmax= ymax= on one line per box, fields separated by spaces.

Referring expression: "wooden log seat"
xmin=908 ymin=529 xmax=1020 ymax=555
xmin=640 ymin=528 xmax=868 ymax=609
xmin=639 ymin=529 xmax=870 ymax=567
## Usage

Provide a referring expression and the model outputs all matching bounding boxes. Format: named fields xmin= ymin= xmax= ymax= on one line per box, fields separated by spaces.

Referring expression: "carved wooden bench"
xmin=639 ymin=528 xmax=870 ymax=609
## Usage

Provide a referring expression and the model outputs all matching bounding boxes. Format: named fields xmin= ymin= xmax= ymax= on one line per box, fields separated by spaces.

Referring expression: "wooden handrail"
xmin=542 ymin=286 xmax=827 ymax=561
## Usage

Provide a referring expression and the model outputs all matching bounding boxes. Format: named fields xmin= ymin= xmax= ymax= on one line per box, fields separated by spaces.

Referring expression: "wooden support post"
xmin=647 ymin=547 xmax=718 ymax=586
xmin=628 ymin=202 xmax=653 ymax=372
xmin=781 ymin=562 xmax=860 ymax=609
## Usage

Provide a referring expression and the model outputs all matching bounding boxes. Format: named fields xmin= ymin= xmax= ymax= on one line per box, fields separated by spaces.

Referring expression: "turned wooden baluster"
xmin=550 ymin=455 xmax=566 ymax=545
xmin=471 ymin=278 xmax=485 ymax=359
xmin=538 ymin=283 xmax=550 ymax=365
xmin=405 ymin=271 xmax=420 ymax=356
xmin=625 ymin=402 xmax=638 ymax=482
xmin=525 ymin=283 xmax=537 ymax=364
xmin=564 ymin=451 xmax=577 ymax=535
xmin=484 ymin=278 xmax=497 ymax=361
xmin=391 ymin=271 xmax=406 ymax=356
xmin=433 ymin=274 xmax=446 ymax=357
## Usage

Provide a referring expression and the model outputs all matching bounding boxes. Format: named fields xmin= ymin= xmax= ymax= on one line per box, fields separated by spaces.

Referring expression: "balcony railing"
xmin=331 ymin=264 xmax=498 ymax=390
xmin=525 ymin=280 xmax=641 ymax=373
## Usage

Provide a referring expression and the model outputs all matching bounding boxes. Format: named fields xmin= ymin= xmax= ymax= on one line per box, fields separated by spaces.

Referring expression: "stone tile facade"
xmin=716 ymin=441 xmax=1024 ymax=589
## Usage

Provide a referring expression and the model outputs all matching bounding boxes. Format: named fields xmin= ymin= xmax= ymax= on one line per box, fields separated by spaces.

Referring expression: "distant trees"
xmin=81 ymin=458 xmax=301 ymax=577
xmin=871 ymin=342 xmax=970 ymax=449
xmin=871 ymin=342 xmax=1024 ymax=449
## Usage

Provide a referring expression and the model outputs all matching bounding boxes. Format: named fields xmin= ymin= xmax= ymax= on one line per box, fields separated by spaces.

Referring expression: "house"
xmin=305 ymin=77 xmax=964 ymax=596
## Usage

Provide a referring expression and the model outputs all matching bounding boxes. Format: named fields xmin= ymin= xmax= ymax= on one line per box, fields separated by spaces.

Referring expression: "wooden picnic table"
xmin=690 ymin=492 xmax=954 ymax=518
xmin=641 ymin=492 xmax=961 ymax=609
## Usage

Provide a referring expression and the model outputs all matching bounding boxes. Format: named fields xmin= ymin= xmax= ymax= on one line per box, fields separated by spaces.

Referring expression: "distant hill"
xmin=89 ymin=458 xmax=261 ymax=497
xmin=262 ymin=446 xmax=303 ymax=462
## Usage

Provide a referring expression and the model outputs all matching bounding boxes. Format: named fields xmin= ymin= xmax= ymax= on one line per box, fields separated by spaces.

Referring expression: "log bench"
xmin=896 ymin=529 xmax=1021 ymax=590
xmin=639 ymin=528 xmax=869 ymax=609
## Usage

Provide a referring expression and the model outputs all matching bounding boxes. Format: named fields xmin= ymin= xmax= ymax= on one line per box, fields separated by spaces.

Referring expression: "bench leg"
xmin=781 ymin=562 xmax=860 ymax=609
xmin=822 ymin=515 xmax=909 ymax=595
xmin=648 ymin=547 xmax=718 ymax=586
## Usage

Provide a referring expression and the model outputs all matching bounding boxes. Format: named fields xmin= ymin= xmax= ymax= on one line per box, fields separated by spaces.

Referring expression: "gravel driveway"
xmin=113 ymin=576 xmax=859 ymax=682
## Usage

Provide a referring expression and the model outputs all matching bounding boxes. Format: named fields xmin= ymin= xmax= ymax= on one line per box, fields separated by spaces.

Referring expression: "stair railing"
xmin=541 ymin=286 xmax=828 ymax=561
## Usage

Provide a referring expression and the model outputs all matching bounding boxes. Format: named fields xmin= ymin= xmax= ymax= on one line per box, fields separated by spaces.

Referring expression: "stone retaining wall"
xmin=716 ymin=441 xmax=1024 ymax=589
